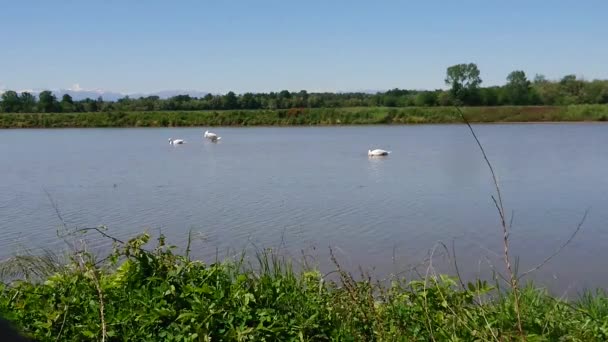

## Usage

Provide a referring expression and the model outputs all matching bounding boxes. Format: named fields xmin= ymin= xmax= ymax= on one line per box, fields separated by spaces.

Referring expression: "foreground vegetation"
xmin=1 ymin=232 xmax=607 ymax=341
xmin=2 ymin=104 xmax=608 ymax=128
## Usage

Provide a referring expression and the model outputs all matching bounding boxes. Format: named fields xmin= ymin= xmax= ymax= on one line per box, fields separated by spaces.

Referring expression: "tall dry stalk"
xmin=455 ymin=106 xmax=525 ymax=339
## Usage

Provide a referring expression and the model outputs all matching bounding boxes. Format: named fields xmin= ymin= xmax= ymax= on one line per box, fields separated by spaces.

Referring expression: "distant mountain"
xmin=337 ymin=89 xmax=383 ymax=94
xmin=57 ymin=89 xmax=210 ymax=101
xmin=143 ymin=90 xmax=210 ymax=99
xmin=53 ymin=89 xmax=126 ymax=101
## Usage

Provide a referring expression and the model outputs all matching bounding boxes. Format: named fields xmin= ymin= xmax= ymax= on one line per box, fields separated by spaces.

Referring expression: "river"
xmin=1 ymin=124 xmax=606 ymax=293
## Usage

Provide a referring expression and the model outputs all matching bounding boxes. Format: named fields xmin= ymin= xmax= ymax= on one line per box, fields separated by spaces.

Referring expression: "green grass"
xmin=2 ymin=105 xmax=608 ymax=128
xmin=1 ymin=232 xmax=607 ymax=341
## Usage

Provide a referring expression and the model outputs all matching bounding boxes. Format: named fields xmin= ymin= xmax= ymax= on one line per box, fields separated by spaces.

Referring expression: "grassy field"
xmin=2 ymin=105 xmax=608 ymax=128
xmin=1 ymin=232 xmax=607 ymax=341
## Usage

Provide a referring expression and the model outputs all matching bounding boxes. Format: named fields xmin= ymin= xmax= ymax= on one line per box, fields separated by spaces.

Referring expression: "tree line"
xmin=2 ymin=64 xmax=608 ymax=113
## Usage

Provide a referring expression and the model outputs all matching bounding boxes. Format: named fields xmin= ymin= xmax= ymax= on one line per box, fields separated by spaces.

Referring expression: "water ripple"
xmin=1 ymin=125 xmax=607 ymax=292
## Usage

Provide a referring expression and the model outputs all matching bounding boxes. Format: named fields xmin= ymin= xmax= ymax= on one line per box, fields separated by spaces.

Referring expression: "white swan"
xmin=204 ymin=130 xmax=221 ymax=142
xmin=168 ymin=138 xmax=185 ymax=145
xmin=368 ymin=149 xmax=390 ymax=156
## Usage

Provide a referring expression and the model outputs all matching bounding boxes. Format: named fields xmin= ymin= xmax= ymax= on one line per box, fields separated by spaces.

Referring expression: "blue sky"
xmin=1 ymin=0 xmax=607 ymax=94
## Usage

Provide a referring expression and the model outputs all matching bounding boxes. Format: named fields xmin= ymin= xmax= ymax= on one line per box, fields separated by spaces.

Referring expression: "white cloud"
xmin=66 ymin=83 xmax=106 ymax=94
xmin=69 ymin=83 xmax=83 ymax=91
xmin=17 ymin=89 xmax=36 ymax=94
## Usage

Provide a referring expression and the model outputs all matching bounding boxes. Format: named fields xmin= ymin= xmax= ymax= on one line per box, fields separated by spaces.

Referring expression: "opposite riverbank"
xmin=2 ymin=105 xmax=608 ymax=128
xmin=1 ymin=232 xmax=607 ymax=341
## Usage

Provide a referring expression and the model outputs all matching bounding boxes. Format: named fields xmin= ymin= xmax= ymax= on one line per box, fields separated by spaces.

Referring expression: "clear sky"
xmin=1 ymin=0 xmax=607 ymax=94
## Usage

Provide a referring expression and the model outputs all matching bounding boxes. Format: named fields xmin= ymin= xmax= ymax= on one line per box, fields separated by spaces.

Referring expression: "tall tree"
xmin=0 ymin=90 xmax=20 ymax=112
xmin=60 ymin=94 xmax=74 ymax=112
xmin=61 ymin=94 xmax=74 ymax=104
xmin=559 ymin=74 xmax=584 ymax=104
xmin=222 ymin=91 xmax=238 ymax=109
xmin=19 ymin=92 xmax=37 ymax=112
xmin=505 ymin=70 xmax=531 ymax=105
xmin=279 ymin=90 xmax=291 ymax=99
xmin=240 ymin=92 xmax=260 ymax=109
xmin=96 ymin=96 xmax=104 ymax=111
xmin=445 ymin=63 xmax=482 ymax=105
xmin=38 ymin=91 xmax=59 ymax=112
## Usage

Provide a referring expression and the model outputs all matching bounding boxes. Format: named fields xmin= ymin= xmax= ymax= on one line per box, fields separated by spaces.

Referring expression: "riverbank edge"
xmin=1 ymin=104 xmax=608 ymax=128
xmin=1 ymin=232 xmax=607 ymax=340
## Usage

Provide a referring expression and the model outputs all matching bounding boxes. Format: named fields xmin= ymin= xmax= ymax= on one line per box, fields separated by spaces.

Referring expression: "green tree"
xmin=505 ymin=70 xmax=531 ymax=105
xmin=480 ymin=87 xmax=500 ymax=106
xmin=0 ymin=90 xmax=21 ymax=112
xmin=582 ymin=80 xmax=608 ymax=104
xmin=279 ymin=90 xmax=291 ymax=99
xmin=60 ymin=94 xmax=75 ymax=112
xmin=38 ymin=91 xmax=59 ymax=112
xmin=143 ymin=96 xmax=161 ymax=111
xmin=81 ymin=98 xmax=98 ymax=112
xmin=559 ymin=74 xmax=584 ymax=104
xmin=240 ymin=92 xmax=260 ymax=109
xmin=101 ymin=101 xmax=115 ymax=112
xmin=436 ymin=91 xmax=453 ymax=106
xmin=414 ymin=91 xmax=438 ymax=106
xmin=20 ymin=92 xmax=37 ymax=112
xmin=222 ymin=91 xmax=238 ymax=109
xmin=383 ymin=95 xmax=398 ymax=107
xmin=533 ymin=81 xmax=561 ymax=105
xmin=445 ymin=63 xmax=482 ymax=105
xmin=307 ymin=95 xmax=324 ymax=108
xmin=530 ymin=74 xmax=549 ymax=104
xmin=96 ymin=96 xmax=104 ymax=111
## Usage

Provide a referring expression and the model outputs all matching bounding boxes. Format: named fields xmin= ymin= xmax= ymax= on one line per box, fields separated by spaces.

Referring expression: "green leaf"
xmin=177 ymin=312 xmax=196 ymax=321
